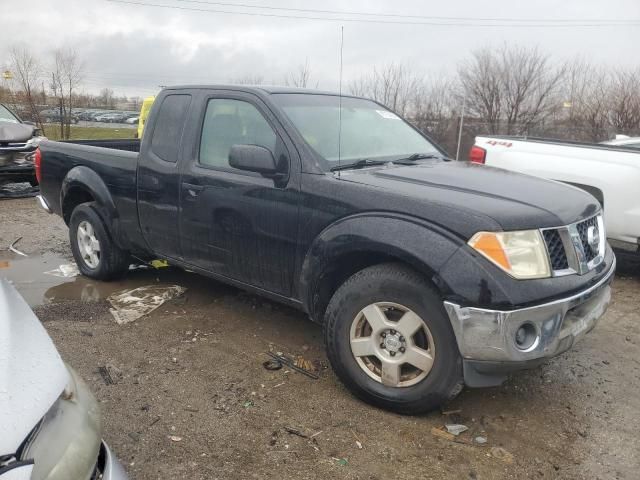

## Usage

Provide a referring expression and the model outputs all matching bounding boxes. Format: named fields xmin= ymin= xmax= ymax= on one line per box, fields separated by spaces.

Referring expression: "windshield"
xmin=0 ymin=104 xmax=20 ymax=123
xmin=272 ymin=94 xmax=440 ymax=169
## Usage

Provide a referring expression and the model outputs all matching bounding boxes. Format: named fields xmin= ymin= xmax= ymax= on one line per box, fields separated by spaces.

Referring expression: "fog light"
xmin=515 ymin=323 xmax=538 ymax=350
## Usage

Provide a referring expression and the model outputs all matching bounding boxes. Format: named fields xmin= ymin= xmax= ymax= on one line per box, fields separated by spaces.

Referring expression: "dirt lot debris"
xmin=490 ymin=447 xmax=514 ymax=464
xmin=431 ymin=426 xmax=456 ymax=442
xmin=445 ymin=424 xmax=469 ymax=436
xmin=98 ymin=366 xmax=114 ymax=385
xmin=169 ymin=435 xmax=182 ymax=442
xmin=97 ymin=364 xmax=124 ymax=385
xmin=262 ymin=358 xmax=283 ymax=371
xmin=441 ymin=408 xmax=462 ymax=415
xmin=45 ymin=263 xmax=79 ymax=278
xmin=8 ymin=237 xmax=27 ymax=257
xmin=284 ymin=426 xmax=309 ymax=438
xmin=150 ymin=259 xmax=169 ymax=269
xmin=474 ymin=436 xmax=488 ymax=445
xmin=351 ymin=429 xmax=364 ymax=449
xmin=107 ymin=285 xmax=186 ymax=324
xmin=266 ymin=351 xmax=319 ymax=379
xmin=333 ymin=458 xmax=349 ymax=466
xmin=294 ymin=355 xmax=314 ymax=372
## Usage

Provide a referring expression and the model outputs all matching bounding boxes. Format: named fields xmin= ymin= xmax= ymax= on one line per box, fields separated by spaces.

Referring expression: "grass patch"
xmin=43 ymin=125 xmax=136 ymax=141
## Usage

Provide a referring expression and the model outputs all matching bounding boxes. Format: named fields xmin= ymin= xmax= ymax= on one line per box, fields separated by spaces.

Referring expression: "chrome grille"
xmin=576 ymin=216 xmax=599 ymax=262
xmin=542 ymin=229 xmax=569 ymax=270
xmin=542 ymin=214 xmax=605 ymax=276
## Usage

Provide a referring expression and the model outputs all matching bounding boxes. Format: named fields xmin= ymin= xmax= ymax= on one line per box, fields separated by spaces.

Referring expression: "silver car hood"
xmin=0 ymin=279 xmax=69 ymax=455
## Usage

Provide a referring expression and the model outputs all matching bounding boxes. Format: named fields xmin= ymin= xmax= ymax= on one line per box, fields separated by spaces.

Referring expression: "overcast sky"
xmin=2 ymin=0 xmax=639 ymax=97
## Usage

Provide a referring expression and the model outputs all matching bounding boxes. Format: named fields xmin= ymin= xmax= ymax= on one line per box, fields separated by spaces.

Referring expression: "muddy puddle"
xmin=0 ymin=251 xmax=219 ymax=308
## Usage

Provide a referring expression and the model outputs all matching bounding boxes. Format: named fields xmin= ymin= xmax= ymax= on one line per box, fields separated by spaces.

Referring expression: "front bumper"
xmin=444 ymin=257 xmax=615 ymax=386
xmin=0 ymin=163 xmax=36 ymax=184
xmin=100 ymin=442 xmax=129 ymax=480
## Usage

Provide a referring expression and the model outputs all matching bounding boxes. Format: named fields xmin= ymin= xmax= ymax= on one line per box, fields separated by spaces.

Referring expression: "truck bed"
xmin=480 ymin=135 xmax=640 ymax=154
xmin=473 ymin=135 xmax=640 ymax=248
xmin=64 ymin=138 xmax=140 ymax=152
xmin=38 ymin=139 xmax=140 ymax=238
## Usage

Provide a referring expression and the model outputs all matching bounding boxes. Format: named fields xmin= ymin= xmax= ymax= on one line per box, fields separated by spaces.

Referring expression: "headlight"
xmin=468 ymin=230 xmax=551 ymax=279
xmin=20 ymin=367 xmax=102 ymax=480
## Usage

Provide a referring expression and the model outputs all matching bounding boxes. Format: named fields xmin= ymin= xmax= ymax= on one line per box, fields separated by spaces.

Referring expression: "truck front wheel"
xmin=324 ymin=263 xmax=463 ymax=414
xmin=69 ymin=203 xmax=129 ymax=280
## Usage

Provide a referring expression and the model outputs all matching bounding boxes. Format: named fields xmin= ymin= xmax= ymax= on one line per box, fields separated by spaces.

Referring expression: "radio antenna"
xmin=337 ymin=26 xmax=344 ymax=176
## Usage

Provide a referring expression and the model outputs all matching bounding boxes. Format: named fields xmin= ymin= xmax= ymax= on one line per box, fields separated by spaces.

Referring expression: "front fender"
xmin=61 ymin=166 xmax=118 ymax=223
xmin=299 ymin=212 xmax=466 ymax=314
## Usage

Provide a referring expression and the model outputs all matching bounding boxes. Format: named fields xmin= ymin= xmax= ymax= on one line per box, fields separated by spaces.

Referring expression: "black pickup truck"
xmin=37 ymin=86 xmax=615 ymax=413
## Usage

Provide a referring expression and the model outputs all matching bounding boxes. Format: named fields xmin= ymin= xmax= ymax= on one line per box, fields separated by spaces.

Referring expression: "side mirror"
xmin=229 ymin=144 xmax=278 ymax=175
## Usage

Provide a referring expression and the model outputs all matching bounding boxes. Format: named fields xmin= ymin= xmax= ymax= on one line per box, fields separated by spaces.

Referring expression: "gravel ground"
xmin=1 ymin=197 xmax=639 ymax=479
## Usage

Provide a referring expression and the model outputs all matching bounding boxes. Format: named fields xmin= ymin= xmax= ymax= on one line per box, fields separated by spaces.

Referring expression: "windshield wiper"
xmin=392 ymin=153 xmax=447 ymax=164
xmin=330 ymin=158 xmax=389 ymax=172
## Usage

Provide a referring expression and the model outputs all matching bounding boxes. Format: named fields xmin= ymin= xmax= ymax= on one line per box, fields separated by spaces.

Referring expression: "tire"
xmin=69 ymin=202 xmax=129 ymax=280
xmin=324 ymin=263 xmax=463 ymax=414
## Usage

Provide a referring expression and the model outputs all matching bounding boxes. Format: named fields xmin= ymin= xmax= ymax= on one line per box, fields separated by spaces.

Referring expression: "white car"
xmin=125 ymin=116 xmax=139 ymax=125
xmin=0 ymin=278 xmax=127 ymax=480
xmin=601 ymin=135 xmax=640 ymax=149
xmin=469 ymin=136 xmax=640 ymax=252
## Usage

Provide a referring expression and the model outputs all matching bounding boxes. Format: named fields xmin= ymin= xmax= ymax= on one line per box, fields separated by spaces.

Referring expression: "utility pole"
xmin=455 ymin=95 xmax=466 ymax=161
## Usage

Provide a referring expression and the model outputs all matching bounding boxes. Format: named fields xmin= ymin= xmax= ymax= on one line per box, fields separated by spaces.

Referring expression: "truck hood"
xmin=0 ymin=121 xmax=35 ymax=143
xmin=0 ymin=279 xmax=69 ymax=455
xmin=339 ymin=160 xmax=600 ymax=233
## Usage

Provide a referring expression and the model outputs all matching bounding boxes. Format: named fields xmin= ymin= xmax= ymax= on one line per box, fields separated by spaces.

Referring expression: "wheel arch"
xmin=299 ymin=213 xmax=463 ymax=323
xmin=560 ymin=181 xmax=604 ymax=208
xmin=61 ymin=166 xmax=118 ymax=225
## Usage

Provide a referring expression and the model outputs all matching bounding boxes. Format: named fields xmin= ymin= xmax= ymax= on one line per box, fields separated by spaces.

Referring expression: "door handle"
xmin=182 ymin=182 xmax=204 ymax=198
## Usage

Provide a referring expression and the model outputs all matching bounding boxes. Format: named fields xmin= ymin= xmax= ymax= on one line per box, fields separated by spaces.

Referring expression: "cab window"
xmin=199 ymin=99 xmax=277 ymax=169
xmin=150 ymin=94 xmax=191 ymax=162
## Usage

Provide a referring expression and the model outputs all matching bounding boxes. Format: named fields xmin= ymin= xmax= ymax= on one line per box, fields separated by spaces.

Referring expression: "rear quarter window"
xmin=150 ymin=94 xmax=192 ymax=162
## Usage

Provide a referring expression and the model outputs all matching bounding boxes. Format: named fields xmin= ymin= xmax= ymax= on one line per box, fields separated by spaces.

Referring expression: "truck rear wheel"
xmin=324 ymin=263 xmax=463 ymax=414
xmin=69 ymin=202 xmax=129 ymax=280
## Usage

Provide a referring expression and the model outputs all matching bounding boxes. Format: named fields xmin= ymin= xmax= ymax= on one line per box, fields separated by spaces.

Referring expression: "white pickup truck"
xmin=470 ymin=136 xmax=640 ymax=252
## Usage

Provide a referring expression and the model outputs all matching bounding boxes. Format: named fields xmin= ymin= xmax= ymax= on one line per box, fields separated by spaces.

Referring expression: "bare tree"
xmin=457 ymin=49 xmax=502 ymax=134
xmin=98 ymin=88 xmax=116 ymax=109
xmin=50 ymin=48 xmax=84 ymax=139
xmin=9 ymin=45 xmax=46 ymax=132
xmin=564 ymin=60 xmax=610 ymax=141
xmin=458 ymin=45 xmax=565 ymax=135
xmin=411 ymin=77 xmax=455 ymax=145
xmin=349 ymin=64 xmax=418 ymax=116
xmin=498 ymin=46 xmax=566 ymax=134
xmin=284 ymin=59 xmax=317 ymax=88
xmin=608 ymin=68 xmax=640 ymax=135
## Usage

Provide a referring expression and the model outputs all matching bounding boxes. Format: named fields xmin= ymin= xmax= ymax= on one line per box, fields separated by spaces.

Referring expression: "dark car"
xmin=0 ymin=103 xmax=45 ymax=186
xmin=36 ymin=86 xmax=615 ymax=414
xmin=41 ymin=108 xmax=79 ymax=124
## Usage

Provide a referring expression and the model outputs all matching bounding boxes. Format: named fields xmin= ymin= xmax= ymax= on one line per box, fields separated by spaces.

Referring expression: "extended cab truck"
xmin=36 ymin=86 xmax=615 ymax=414
xmin=470 ymin=135 xmax=640 ymax=253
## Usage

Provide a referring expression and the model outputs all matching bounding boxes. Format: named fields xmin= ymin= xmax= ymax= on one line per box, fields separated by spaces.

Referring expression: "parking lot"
xmin=1 ymin=196 xmax=639 ymax=480
xmin=75 ymin=120 xmax=137 ymax=129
